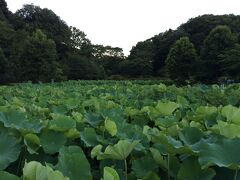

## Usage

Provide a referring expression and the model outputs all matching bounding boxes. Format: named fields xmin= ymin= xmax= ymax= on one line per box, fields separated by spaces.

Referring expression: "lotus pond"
xmin=0 ymin=81 xmax=240 ymax=180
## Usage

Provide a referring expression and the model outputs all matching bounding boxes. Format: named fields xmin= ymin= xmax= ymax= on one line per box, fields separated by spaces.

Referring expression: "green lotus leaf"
xmin=23 ymin=161 xmax=69 ymax=180
xmin=221 ymin=105 xmax=240 ymax=125
xmin=142 ymin=171 xmax=161 ymax=180
xmin=150 ymin=148 xmax=180 ymax=178
xmin=192 ymin=137 xmax=240 ymax=169
xmin=106 ymin=100 xmax=118 ymax=109
xmin=103 ymin=163 xmax=126 ymax=180
xmin=49 ymin=114 xmax=76 ymax=132
xmin=190 ymin=106 xmax=218 ymax=122
xmin=0 ymin=131 xmax=21 ymax=170
xmin=125 ymin=107 xmax=139 ymax=118
xmin=0 ymin=171 xmax=20 ymax=180
xmin=100 ymin=108 xmax=125 ymax=125
xmin=221 ymin=105 xmax=235 ymax=119
xmin=196 ymin=106 xmax=217 ymax=115
xmin=177 ymin=156 xmax=216 ymax=180
xmin=105 ymin=118 xmax=117 ymax=136
xmin=141 ymin=106 xmax=151 ymax=114
xmin=84 ymin=113 xmax=104 ymax=127
xmin=91 ymin=144 xmax=103 ymax=159
xmin=150 ymin=148 xmax=166 ymax=167
xmin=72 ymin=112 xmax=84 ymax=123
xmin=64 ymin=128 xmax=80 ymax=139
xmin=153 ymin=83 xmax=167 ymax=92
xmin=143 ymin=126 xmax=151 ymax=141
xmin=216 ymin=121 xmax=240 ymax=139
xmin=80 ymin=128 xmax=99 ymax=147
xmin=65 ymin=98 xmax=79 ymax=110
xmin=179 ymin=127 xmax=203 ymax=145
xmin=82 ymin=98 xmax=100 ymax=112
xmin=0 ymin=111 xmax=44 ymax=133
xmin=151 ymin=133 xmax=191 ymax=155
xmin=166 ymin=124 xmax=180 ymax=137
xmin=40 ymin=130 xmax=66 ymax=154
xmin=103 ymin=167 xmax=120 ymax=180
xmin=24 ymin=134 xmax=40 ymax=154
xmin=57 ymin=146 xmax=92 ymax=180
xmin=132 ymin=156 xmax=158 ymax=178
xmin=102 ymin=140 xmax=139 ymax=160
xmin=189 ymin=121 xmax=204 ymax=129
xmin=51 ymin=105 xmax=68 ymax=115
xmin=115 ymin=122 xmax=149 ymax=150
xmin=154 ymin=101 xmax=180 ymax=116
xmin=177 ymin=95 xmax=189 ymax=107
xmin=155 ymin=116 xmax=178 ymax=128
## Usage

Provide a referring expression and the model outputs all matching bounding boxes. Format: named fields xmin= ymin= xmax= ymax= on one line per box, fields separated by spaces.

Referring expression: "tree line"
xmin=129 ymin=15 xmax=240 ymax=83
xmin=1 ymin=0 xmax=240 ymax=84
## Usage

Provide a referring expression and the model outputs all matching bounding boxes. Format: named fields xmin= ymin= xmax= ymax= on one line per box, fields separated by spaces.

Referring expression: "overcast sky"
xmin=6 ymin=0 xmax=240 ymax=55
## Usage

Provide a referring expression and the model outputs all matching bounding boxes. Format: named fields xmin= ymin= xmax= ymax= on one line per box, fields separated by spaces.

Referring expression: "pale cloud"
xmin=6 ymin=0 xmax=240 ymax=55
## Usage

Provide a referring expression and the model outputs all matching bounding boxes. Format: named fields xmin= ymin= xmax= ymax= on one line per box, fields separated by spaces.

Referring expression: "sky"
xmin=6 ymin=0 xmax=240 ymax=55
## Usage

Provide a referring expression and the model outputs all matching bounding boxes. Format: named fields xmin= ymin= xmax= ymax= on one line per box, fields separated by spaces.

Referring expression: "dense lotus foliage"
xmin=0 ymin=80 xmax=240 ymax=179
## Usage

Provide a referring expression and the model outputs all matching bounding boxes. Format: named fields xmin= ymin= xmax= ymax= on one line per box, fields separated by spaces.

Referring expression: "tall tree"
xmin=152 ymin=29 xmax=187 ymax=75
xmin=0 ymin=6 xmax=6 ymax=21
xmin=128 ymin=40 xmax=154 ymax=61
xmin=8 ymin=29 xmax=30 ymax=82
xmin=70 ymin=27 xmax=91 ymax=49
xmin=119 ymin=58 xmax=153 ymax=77
xmin=93 ymin=45 xmax=124 ymax=59
xmin=70 ymin=26 xmax=94 ymax=58
xmin=179 ymin=14 xmax=240 ymax=52
xmin=218 ymin=44 xmax=240 ymax=79
xmin=92 ymin=45 xmax=125 ymax=76
xmin=15 ymin=4 xmax=71 ymax=61
xmin=0 ymin=21 xmax=15 ymax=56
xmin=20 ymin=29 xmax=64 ymax=82
xmin=67 ymin=53 xmax=105 ymax=80
xmin=0 ymin=0 xmax=11 ymax=21
xmin=0 ymin=47 xmax=9 ymax=83
xmin=166 ymin=37 xmax=198 ymax=81
xmin=127 ymin=40 xmax=154 ymax=76
xmin=202 ymin=25 xmax=237 ymax=80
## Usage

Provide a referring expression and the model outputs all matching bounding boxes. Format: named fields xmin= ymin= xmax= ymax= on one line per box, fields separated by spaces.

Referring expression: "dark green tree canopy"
xmin=179 ymin=14 xmax=240 ymax=51
xmin=0 ymin=21 xmax=15 ymax=56
xmin=202 ymin=25 xmax=237 ymax=60
xmin=119 ymin=58 xmax=153 ymax=77
xmin=219 ymin=44 xmax=240 ymax=78
xmin=91 ymin=45 xmax=125 ymax=76
xmin=67 ymin=53 xmax=105 ymax=80
xmin=93 ymin=45 xmax=124 ymax=59
xmin=0 ymin=47 xmax=7 ymax=67
xmin=151 ymin=29 xmax=187 ymax=74
xmin=0 ymin=47 xmax=9 ymax=83
xmin=201 ymin=25 xmax=237 ymax=81
xmin=0 ymin=7 xmax=6 ymax=21
xmin=70 ymin=26 xmax=91 ymax=50
xmin=20 ymin=29 xmax=63 ymax=82
xmin=0 ymin=0 xmax=11 ymax=21
xmin=128 ymin=40 xmax=154 ymax=61
xmin=70 ymin=26 xmax=94 ymax=58
xmin=2 ymin=0 xmax=240 ymax=84
xmin=16 ymin=4 xmax=71 ymax=46
xmin=166 ymin=37 xmax=198 ymax=81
